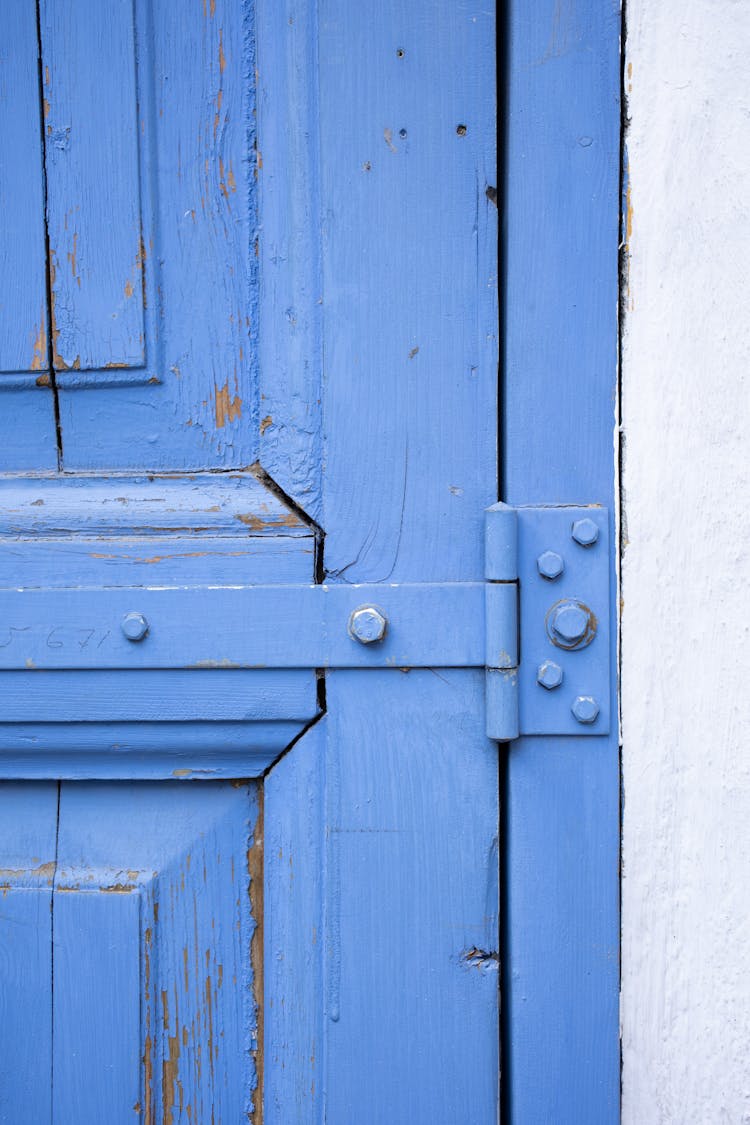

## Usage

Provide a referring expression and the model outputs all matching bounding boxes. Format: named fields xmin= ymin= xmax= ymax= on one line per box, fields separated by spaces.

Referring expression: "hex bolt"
xmin=121 ymin=611 xmax=149 ymax=642
xmin=571 ymin=517 xmax=599 ymax=547
xmin=537 ymin=550 xmax=564 ymax=580
xmin=571 ymin=695 xmax=600 ymax=724
xmin=549 ymin=602 xmax=589 ymax=646
xmin=348 ymin=605 xmax=388 ymax=645
xmin=537 ymin=660 xmax=563 ymax=690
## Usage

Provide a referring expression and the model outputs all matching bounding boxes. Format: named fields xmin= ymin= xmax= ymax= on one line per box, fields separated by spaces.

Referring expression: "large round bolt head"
xmin=121 ymin=611 xmax=149 ymax=642
xmin=571 ymin=517 xmax=599 ymax=547
xmin=537 ymin=550 xmax=564 ymax=580
xmin=348 ymin=605 xmax=388 ymax=645
xmin=537 ymin=660 xmax=563 ymax=690
xmin=550 ymin=603 xmax=589 ymax=644
xmin=571 ymin=695 xmax=600 ymax=724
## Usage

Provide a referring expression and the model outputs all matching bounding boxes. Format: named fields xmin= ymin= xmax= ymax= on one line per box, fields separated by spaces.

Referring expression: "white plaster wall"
xmin=621 ymin=2 xmax=750 ymax=1120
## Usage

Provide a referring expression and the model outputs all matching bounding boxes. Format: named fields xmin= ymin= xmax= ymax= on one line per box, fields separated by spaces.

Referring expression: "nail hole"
xmin=396 ymin=48 xmax=404 ymax=58
xmin=399 ymin=128 xmax=407 ymax=139
xmin=456 ymin=124 xmax=467 ymax=136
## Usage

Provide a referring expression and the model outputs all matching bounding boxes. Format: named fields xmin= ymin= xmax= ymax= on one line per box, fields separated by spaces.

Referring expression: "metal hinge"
xmin=0 ymin=504 xmax=610 ymax=744
xmin=484 ymin=503 xmax=611 ymax=740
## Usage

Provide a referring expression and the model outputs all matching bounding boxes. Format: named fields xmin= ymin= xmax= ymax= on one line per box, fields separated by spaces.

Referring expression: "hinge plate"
xmin=486 ymin=504 xmax=612 ymax=739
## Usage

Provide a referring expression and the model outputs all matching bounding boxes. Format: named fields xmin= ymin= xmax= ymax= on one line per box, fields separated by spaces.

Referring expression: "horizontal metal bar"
xmin=0 ymin=583 xmax=485 ymax=671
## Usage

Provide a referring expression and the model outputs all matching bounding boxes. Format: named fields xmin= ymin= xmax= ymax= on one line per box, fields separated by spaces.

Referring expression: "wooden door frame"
xmin=502 ymin=1 xmax=622 ymax=1120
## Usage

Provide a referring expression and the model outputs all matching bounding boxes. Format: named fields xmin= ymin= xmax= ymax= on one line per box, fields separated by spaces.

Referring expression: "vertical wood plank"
xmin=264 ymin=720 xmax=325 ymax=1122
xmin=0 ymin=2 xmax=49 ymax=375
xmin=0 ymin=4 xmax=59 ymax=469
xmin=323 ymin=672 xmax=499 ymax=1122
xmin=502 ymin=1 xmax=621 ymax=1120
xmin=0 ymin=783 xmax=59 ymax=1125
xmin=256 ymin=0 xmax=324 ymax=518
xmin=53 ymin=891 xmax=142 ymax=1124
xmin=260 ymin=0 xmax=499 ymax=1118
xmin=40 ymin=0 xmax=145 ymax=372
xmin=316 ymin=0 xmax=497 ymax=583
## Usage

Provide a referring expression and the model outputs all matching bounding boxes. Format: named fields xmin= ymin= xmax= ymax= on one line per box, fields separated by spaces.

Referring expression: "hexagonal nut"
xmin=571 ymin=517 xmax=599 ymax=547
xmin=571 ymin=695 xmax=600 ymax=724
xmin=550 ymin=603 xmax=589 ymax=644
xmin=537 ymin=660 xmax=563 ymax=690
xmin=537 ymin=550 xmax=564 ymax=580
xmin=121 ymin=611 xmax=149 ymax=642
xmin=348 ymin=605 xmax=388 ymax=645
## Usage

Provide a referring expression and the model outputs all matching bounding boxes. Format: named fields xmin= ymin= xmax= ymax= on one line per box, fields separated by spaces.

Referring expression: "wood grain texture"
xmin=621 ymin=2 xmax=750 ymax=1120
xmin=502 ymin=1 xmax=621 ymax=1120
xmin=322 ymin=672 xmax=499 ymax=1123
xmin=256 ymin=0 xmax=323 ymax=518
xmin=55 ymin=0 xmax=259 ymax=470
xmin=0 ymin=784 xmax=58 ymax=1124
xmin=264 ymin=720 xmax=325 ymax=1123
xmin=315 ymin=0 xmax=498 ymax=583
xmin=0 ymin=6 xmax=58 ymax=469
xmin=260 ymin=1 xmax=499 ymax=1118
xmin=0 ymin=470 xmax=315 ymax=588
xmin=54 ymin=782 xmax=260 ymax=1122
xmin=40 ymin=0 xmax=145 ymax=372
xmin=0 ymin=3 xmax=49 ymax=375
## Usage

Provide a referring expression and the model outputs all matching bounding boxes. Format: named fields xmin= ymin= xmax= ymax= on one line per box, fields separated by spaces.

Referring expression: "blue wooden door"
xmin=0 ymin=2 xmax=620 ymax=1122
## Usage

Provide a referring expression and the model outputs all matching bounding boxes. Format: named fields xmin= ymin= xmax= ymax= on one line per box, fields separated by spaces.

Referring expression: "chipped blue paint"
xmin=0 ymin=0 xmax=619 ymax=1121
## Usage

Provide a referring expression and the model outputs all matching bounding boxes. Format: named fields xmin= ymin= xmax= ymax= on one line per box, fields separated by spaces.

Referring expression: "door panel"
xmin=46 ymin=0 xmax=258 ymax=471
xmin=40 ymin=0 xmax=146 ymax=372
xmin=1 ymin=2 xmax=501 ymax=1123
xmin=0 ymin=782 xmax=260 ymax=1123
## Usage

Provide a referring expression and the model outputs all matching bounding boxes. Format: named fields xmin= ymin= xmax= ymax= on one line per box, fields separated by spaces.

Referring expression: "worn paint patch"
xmin=214 ymin=380 xmax=242 ymax=427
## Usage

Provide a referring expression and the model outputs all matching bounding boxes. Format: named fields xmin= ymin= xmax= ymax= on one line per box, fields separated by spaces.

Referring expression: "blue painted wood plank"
xmin=55 ymin=782 xmax=261 ymax=1121
xmin=40 ymin=0 xmax=145 ymax=372
xmin=0 ymin=7 xmax=58 ymax=469
xmin=0 ymin=469 xmax=315 ymax=587
xmin=264 ymin=720 xmax=325 ymax=1123
xmin=53 ymin=891 xmax=142 ymax=1123
xmin=315 ymin=0 xmax=498 ymax=584
xmin=0 ymin=383 xmax=59 ymax=471
xmin=266 ymin=676 xmax=499 ymax=1123
xmin=0 ymin=4 xmax=49 ymax=375
xmin=0 ymin=783 xmax=58 ymax=1124
xmin=323 ymin=671 xmax=499 ymax=1122
xmin=56 ymin=0 xmax=260 ymax=471
xmin=502 ymin=1 xmax=621 ymax=1120
xmin=0 ymin=720 xmax=308 ymax=780
xmin=256 ymin=0 xmax=323 ymax=519
xmin=0 ymin=583 xmax=484 ymax=671
xmin=0 ymin=670 xmax=316 ymax=723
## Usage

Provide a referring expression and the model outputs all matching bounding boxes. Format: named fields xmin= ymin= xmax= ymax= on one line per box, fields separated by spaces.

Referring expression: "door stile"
xmin=502 ymin=1 xmax=622 ymax=1120
xmin=261 ymin=0 xmax=499 ymax=1120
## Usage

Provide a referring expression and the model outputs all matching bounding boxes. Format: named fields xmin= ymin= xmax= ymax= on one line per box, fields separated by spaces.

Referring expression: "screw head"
xmin=537 ymin=660 xmax=563 ymax=690
xmin=121 ymin=611 xmax=149 ymax=642
xmin=571 ymin=517 xmax=599 ymax=547
xmin=537 ymin=550 xmax=564 ymax=580
xmin=571 ymin=695 xmax=600 ymax=724
xmin=549 ymin=602 xmax=590 ymax=646
xmin=348 ymin=605 xmax=388 ymax=645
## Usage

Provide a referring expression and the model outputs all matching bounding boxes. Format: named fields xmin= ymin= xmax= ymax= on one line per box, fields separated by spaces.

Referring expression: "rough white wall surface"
xmin=621 ymin=1 xmax=750 ymax=1121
